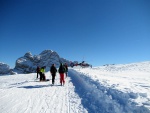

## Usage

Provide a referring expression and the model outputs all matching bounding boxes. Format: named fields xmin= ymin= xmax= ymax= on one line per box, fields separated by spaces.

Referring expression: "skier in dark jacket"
xmin=64 ymin=63 xmax=68 ymax=77
xmin=58 ymin=63 xmax=65 ymax=86
xmin=50 ymin=64 xmax=57 ymax=85
xmin=36 ymin=66 xmax=40 ymax=78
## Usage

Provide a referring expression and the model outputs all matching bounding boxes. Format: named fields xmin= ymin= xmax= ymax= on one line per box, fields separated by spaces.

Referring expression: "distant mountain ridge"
xmin=0 ymin=50 xmax=71 ymax=75
xmin=0 ymin=50 xmax=150 ymax=75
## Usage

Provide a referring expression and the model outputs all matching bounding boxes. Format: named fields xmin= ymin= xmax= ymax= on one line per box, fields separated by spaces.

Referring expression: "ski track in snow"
xmin=0 ymin=72 xmax=86 ymax=113
xmin=69 ymin=68 xmax=150 ymax=113
xmin=0 ymin=62 xmax=150 ymax=113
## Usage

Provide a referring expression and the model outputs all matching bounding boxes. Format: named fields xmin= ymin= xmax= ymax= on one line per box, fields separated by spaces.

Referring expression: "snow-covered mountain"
xmin=0 ymin=61 xmax=150 ymax=113
xmin=0 ymin=63 xmax=12 ymax=75
xmin=14 ymin=50 xmax=71 ymax=74
xmin=0 ymin=50 xmax=71 ymax=75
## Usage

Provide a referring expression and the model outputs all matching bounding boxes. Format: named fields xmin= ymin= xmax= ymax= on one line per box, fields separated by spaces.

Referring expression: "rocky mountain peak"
xmin=14 ymin=50 xmax=70 ymax=74
xmin=0 ymin=49 xmax=71 ymax=75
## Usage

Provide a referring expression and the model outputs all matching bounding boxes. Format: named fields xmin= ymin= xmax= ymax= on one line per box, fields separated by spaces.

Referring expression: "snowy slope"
xmin=0 ymin=72 xmax=87 ymax=113
xmin=0 ymin=61 xmax=150 ymax=113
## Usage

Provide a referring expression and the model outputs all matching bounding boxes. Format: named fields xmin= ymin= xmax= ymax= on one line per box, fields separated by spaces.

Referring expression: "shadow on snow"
xmin=18 ymin=84 xmax=62 ymax=89
xmin=18 ymin=85 xmax=50 ymax=89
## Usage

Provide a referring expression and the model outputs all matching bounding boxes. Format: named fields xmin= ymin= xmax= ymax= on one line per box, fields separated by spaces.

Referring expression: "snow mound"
xmin=99 ymin=61 xmax=150 ymax=73
xmin=69 ymin=69 xmax=150 ymax=113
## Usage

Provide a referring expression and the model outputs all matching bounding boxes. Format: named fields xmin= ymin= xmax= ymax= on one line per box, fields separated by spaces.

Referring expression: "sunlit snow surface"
xmin=0 ymin=61 xmax=150 ymax=113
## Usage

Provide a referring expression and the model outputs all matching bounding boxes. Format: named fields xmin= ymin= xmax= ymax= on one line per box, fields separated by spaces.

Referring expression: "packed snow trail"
xmin=0 ymin=72 xmax=87 ymax=113
xmin=69 ymin=69 xmax=150 ymax=113
xmin=0 ymin=61 xmax=150 ymax=113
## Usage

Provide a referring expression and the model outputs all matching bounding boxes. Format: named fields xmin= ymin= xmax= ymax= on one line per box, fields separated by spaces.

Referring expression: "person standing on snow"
xmin=64 ymin=63 xmax=68 ymax=78
xmin=58 ymin=63 xmax=66 ymax=86
xmin=50 ymin=64 xmax=57 ymax=85
xmin=36 ymin=66 xmax=40 ymax=78
xmin=40 ymin=66 xmax=46 ymax=81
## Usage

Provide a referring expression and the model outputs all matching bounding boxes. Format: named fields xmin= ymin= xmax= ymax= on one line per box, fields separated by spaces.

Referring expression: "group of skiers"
xmin=36 ymin=66 xmax=46 ymax=81
xmin=36 ymin=63 xmax=68 ymax=86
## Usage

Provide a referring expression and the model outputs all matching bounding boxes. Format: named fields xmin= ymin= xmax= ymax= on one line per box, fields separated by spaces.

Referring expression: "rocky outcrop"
xmin=38 ymin=50 xmax=60 ymax=68
xmin=0 ymin=62 xmax=15 ymax=75
xmin=14 ymin=50 xmax=70 ymax=74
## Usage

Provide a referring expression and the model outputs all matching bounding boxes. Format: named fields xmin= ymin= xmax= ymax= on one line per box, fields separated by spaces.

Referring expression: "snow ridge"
xmin=69 ymin=69 xmax=150 ymax=113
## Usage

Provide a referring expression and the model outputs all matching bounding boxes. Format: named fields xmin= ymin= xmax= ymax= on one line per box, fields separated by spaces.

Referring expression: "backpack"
xmin=59 ymin=66 xmax=65 ymax=73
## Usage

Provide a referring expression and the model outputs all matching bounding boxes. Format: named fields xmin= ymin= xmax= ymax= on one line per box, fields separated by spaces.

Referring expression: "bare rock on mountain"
xmin=24 ymin=52 xmax=34 ymax=61
xmin=14 ymin=50 xmax=70 ymax=74
xmin=38 ymin=50 xmax=60 ymax=68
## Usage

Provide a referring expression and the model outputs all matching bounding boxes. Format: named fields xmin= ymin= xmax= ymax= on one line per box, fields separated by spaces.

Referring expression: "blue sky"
xmin=0 ymin=0 xmax=150 ymax=68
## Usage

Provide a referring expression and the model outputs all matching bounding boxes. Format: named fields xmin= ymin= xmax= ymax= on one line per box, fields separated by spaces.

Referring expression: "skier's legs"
xmin=40 ymin=72 xmax=42 ymax=81
xmin=65 ymin=72 xmax=68 ymax=77
xmin=52 ymin=74 xmax=55 ymax=84
xmin=53 ymin=74 xmax=56 ymax=83
xmin=61 ymin=73 xmax=65 ymax=85
xmin=43 ymin=74 xmax=46 ymax=81
xmin=37 ymin=72 xmax=38 ymax=78
xmin=41 ymin=73 xmax=45 ymax=81
xmin=60 ymin=73 xmax=63 ymax=85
